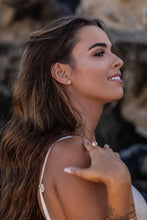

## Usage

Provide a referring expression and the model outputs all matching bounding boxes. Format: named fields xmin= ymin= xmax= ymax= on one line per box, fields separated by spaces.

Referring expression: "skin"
xmin=37 ymin=26 xmax=136 ymax=220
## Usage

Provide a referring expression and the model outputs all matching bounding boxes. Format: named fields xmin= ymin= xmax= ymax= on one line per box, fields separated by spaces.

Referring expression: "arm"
xmin=106 ymin=177 xmax=136 ymax=219
xmin=64 ymin=139 xmax=137 ymax=220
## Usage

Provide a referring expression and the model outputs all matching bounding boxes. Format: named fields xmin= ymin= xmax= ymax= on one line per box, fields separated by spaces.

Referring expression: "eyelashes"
xmin=94 ymin=50 xmax=105 ymax=57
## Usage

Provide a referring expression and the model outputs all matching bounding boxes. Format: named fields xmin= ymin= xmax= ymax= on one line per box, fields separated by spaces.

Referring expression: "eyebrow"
xmin=88 ymin=43 xmax=109 ymax=50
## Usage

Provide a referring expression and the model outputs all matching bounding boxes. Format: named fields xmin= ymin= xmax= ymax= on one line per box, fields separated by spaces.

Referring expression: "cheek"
xmin=71 ymin=63 xmax=108 ymax=96
xmin=74 ymin=60 xmax=108 ymax=79
xmin=71 ymin=61 xmax=123 ymax=102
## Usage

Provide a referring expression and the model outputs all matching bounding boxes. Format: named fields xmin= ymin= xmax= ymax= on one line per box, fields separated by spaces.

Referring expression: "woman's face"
xmin=69 ymin=25 xmax=124 ymax=104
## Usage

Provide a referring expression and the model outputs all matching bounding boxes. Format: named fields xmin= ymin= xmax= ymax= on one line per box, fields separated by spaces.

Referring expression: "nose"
xmin=112 ymin=54 xmax=124 ymax=69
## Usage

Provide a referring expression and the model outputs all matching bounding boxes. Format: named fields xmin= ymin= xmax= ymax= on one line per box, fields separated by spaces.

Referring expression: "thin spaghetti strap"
xmin=39 ymin=135 xmax=73 ymax=220
xmin=39 ymin=135 xmax=73 ymax=185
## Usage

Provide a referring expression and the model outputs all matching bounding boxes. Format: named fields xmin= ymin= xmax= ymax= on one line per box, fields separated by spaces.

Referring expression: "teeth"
xmin=108 ymin=76 xmax=121 ymax=80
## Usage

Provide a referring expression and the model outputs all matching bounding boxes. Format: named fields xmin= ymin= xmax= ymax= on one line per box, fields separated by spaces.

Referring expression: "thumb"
xmin=64 ymin=167 xmax=88 ymax=179
xmin=64 ymin=167 xmax=99 ymax=182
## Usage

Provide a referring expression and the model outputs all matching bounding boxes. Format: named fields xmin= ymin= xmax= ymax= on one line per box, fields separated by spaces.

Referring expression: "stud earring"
xmin=66 ymin=79 xmax=72 ymax=85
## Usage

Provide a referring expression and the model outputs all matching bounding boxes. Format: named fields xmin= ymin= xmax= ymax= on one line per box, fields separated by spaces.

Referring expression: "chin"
xmin=114 ymin=87 xmax=124 ymax=99
xmin=112 ymin=91 xmax=124 ymax=102
xmin=104 ymin=90 xmax=124 ymax=103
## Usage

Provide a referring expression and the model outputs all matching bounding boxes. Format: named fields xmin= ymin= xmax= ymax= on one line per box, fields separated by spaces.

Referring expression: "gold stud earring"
xmin=66 ymin=79 xmax=72 ymax=85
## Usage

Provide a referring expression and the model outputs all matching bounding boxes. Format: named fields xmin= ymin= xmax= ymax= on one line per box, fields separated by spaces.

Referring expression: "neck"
xmin=79 ymin=104 xmax=103 ymax=142
xmin=70 ymin=95 xmax=104 ymax=142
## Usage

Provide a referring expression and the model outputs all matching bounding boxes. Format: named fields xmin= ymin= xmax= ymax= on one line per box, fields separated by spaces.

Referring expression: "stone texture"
xmin=77 ymin=0 xmax=147 ymax=31
xmin=0 ymin=0 xmax=62 ymax=41
xmin=0 ymin=0 xmax=60 ymax=19
xmin=0 ymin=3 xmax=15 ymax=28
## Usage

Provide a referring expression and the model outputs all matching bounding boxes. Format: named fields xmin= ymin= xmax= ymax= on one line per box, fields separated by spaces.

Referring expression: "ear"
xmin=50 ymin=63 xmax=71 ymax=85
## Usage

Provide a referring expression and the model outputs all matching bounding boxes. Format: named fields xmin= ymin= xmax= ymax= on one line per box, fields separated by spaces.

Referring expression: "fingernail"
xmin=64 ymin=168 xmax=72 ymax=173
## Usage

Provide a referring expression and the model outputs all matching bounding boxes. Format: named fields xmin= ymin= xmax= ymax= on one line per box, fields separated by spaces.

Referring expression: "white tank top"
xmin=38 ymin=136 xmax=147 ymax=220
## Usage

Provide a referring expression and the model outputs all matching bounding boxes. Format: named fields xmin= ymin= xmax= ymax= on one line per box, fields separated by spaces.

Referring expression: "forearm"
xmin=106 ymin=181 xmax=136 ymax=220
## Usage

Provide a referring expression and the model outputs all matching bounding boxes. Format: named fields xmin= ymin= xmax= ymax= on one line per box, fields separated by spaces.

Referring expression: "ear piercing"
xmin=66 ymin=79 xmax=72 ymax=85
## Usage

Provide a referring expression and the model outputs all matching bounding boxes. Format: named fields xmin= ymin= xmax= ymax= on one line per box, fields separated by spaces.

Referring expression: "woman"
xmin=0 ymin=15 xmax=146 ymax=220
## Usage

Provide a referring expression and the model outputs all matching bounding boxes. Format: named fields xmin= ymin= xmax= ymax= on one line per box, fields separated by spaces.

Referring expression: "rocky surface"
xmin=0 ymin=0 xmax=147 ymax=200
xmin=77 ymin=0 xmax=147 ymax=31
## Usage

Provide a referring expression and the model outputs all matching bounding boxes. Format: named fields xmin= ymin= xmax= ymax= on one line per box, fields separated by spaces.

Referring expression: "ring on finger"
xmin=104 ymin=144 xmax=110 ymax=149
xmin=88 ymin=141 xmax=98 ymax=151
xmin=91 ymin=141 xmax=98 ymax=147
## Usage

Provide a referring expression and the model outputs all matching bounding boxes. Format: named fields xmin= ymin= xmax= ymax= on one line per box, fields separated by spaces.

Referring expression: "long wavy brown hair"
xmin=0 ymin=15 xmax=104 ymax=220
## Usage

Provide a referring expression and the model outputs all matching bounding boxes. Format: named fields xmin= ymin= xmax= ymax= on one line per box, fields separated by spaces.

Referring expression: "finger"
xmin=64 ymin=167 xmax=101 ymax=183
xmin=84 ymin=139 xmax=98 ymax=152
xmin=104 ymin=144 xmax=113 ymax=152
xmin=64 ymin=167 xmax=86 ymax=179
xmin=115 ymin=152 xmax=120 ymax=159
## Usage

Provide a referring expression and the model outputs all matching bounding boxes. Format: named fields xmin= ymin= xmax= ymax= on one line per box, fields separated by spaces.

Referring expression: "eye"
xmin=94 ymin=50 xmax=105 ymax=57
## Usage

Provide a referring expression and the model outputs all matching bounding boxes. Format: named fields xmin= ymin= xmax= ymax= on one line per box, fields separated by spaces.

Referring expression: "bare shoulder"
xmin=43 ymin=136 xmax=107 ymax=220
xmin=43 ymin=135 xmax=91 ymax=187
xmin=49 ymin=135 xmax=91 ymax=170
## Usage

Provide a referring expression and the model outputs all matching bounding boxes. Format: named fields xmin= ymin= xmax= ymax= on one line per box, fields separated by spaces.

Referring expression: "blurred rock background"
xmin=0 ymin=0 xmax=147 ymax=200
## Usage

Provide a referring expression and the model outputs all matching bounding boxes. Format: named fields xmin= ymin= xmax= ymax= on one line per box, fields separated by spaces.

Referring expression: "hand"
xmin=64 ymin=140 xmax=131 ymax=186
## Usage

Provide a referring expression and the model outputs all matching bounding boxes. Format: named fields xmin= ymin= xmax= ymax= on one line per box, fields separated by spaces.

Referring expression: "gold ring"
xmin=91 ymin=141 xmax=98 ymax=147
xmin=104 ymin=144 xmax=110 ymax=148
xmin=88 ymin=141 xmax=98 ymax=151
